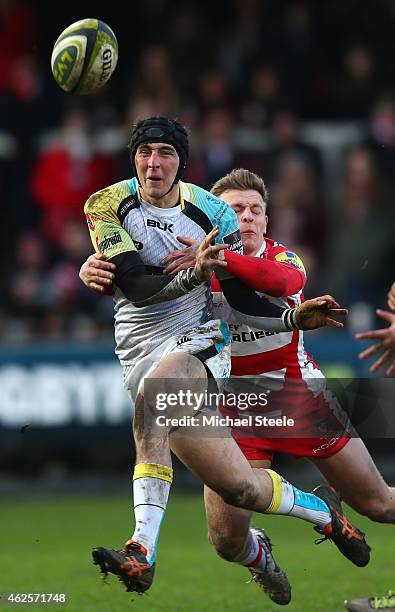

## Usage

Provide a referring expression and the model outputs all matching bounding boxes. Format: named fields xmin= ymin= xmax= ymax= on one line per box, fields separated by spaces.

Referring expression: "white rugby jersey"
xmin=84 ymin=178 xmax=241 ymax=364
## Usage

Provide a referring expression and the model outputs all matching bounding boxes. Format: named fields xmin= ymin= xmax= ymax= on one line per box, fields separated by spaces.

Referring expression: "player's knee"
xmin=208 ymin=528 xmax=245 ymax=561
xmin=217 ymin=481 xmax=257 ymax=510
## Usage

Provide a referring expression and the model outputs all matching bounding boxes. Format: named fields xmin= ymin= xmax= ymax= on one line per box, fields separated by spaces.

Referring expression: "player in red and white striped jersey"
xmin=210 ymin=219 xmax=350 ymax=463
xmin=163 ymin=168 xmax=395 ymax=600
xmin=203 ymin=169 xmax=395 ymax=566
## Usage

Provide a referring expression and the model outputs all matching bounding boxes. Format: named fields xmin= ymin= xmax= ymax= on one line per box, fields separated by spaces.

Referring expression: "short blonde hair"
xmin=211 ymin=168 xmax=269 ymax=206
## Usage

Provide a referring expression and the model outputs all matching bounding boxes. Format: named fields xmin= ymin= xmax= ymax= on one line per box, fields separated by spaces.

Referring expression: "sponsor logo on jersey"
xmin=97 ymin=231 xmax=123 ymax=253
xmin=85 ymin=213 xmax=105 ymax=231
xmin=117 ymin=196 xmax=139 ymax=223
xmin=177 ymin=336 xmax=192 ymax=345
xmin=223 ymin=229 xmax=243 ymax=253
xmin=133 ymin=240 xmax=143 ymax=250
xmin=274 ymin=251 xmax=306 ymax=273
xmin=146 ymin=219 xmax=174 ymax=233
xmin=231 ymin=330 xmax=278 ymax=342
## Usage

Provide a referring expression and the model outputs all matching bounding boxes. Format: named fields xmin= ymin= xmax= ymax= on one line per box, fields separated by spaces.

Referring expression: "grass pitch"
xmin=1 ymin=493 xmax=393 ymax=612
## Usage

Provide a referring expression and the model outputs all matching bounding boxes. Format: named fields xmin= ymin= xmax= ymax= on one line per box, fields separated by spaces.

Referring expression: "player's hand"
xmin=194 ymin=227 xmax=228 ymax=282
xmin=295 ymin=295 xmax=348 ymax=330
xmin=355 ymin=309 xmax=395 ymax=376
xmin=162 ymin=236 xmax=200 ymax=274
xmin=387 ymin=282 xmax=395 ymax=311
xmin=79 ymin=252 xmax=115 ymax=295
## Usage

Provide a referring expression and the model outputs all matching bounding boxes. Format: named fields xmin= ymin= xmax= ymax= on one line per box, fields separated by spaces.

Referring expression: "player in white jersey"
xmin=80 ymin=119 xmax=370 ymax=599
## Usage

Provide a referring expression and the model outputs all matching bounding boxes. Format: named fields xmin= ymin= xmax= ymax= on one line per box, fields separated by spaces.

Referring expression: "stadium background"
xmin=1 ymin=2 xmax=394 ymax=610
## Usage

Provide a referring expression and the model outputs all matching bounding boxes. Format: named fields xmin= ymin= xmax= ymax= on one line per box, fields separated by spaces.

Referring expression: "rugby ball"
xmin=51 ymin=18 xmax=118 ymax=94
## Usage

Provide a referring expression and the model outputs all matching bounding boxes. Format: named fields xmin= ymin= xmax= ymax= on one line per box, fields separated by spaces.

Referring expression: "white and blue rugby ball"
xmin=51 ymin=18 xmax=118 ymax=95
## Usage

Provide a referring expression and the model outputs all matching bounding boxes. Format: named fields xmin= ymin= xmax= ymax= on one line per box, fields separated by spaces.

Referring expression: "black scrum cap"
xmin=128 ymin=116 xmax=189 ymax=184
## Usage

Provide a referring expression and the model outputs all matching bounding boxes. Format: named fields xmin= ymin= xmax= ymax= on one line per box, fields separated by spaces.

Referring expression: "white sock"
xmin=131 ymin=463 xmax=173 ymax=564
xmin=265 ymin=469 xmax=331 ymax=530
xmin=233 ymin=530 xmax=267 ymax=572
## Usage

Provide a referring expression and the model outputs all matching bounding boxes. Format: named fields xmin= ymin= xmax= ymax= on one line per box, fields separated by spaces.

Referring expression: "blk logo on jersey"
xmin=146 ymin=219 xmax=174 ymax=233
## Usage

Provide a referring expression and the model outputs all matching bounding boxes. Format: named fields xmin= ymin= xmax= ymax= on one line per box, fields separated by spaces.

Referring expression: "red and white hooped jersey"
xmin=212 ymin=237 xmax=323 ymax=387
xmin=212 ymin=237 xmax=351 ymax=458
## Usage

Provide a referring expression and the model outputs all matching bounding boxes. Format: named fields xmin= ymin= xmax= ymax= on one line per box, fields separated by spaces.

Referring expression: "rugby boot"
xmin=248 ymin=527 xmax=291 ymax=605
xmin=312 ymin=485 xmax=370 ymax=567
xmin=92 ymin=540 xmax=154 ymax=593
xmin=345 ymin=590 xmax=395 ymax=611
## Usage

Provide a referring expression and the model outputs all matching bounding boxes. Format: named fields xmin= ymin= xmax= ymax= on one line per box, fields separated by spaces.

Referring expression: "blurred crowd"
xmin=1 ymin=0 xmax=395 ymax=343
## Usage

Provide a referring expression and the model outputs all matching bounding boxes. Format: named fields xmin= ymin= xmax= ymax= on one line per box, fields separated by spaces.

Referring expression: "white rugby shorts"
xmin=122 ymin=319 xmax=231 ymax=407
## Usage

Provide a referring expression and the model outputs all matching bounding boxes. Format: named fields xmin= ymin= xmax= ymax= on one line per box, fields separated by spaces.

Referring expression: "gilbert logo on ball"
xmin=51 ymin=18 xmax=118 ymax=94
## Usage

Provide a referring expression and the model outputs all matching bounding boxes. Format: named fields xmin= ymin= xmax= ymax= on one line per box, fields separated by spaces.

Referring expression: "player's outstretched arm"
xmin=355 ymin=309 xmax=395 ymax=376
xmin=162 ymin=238 xmax=306 ymax=298
xmin=222 ymin=250 xmax=306 ymax=297
xmin=295 ymin=295 xmax=348 ymax=330
xmin=189 ymin=228 xmax=300 ymax=331
xmin=81 ymin=242 xmax=347 ymax=333
xmin=223 ymin=282 xmax=347 ymax=332
xmin=193 ymin=227 xmax=335 ymax=332
xmin=79 ymin=228 xmax=225 ymax=306
xmin=108 ymin=249 xmax=203 ymax=306
xmin=79 ymin=248 xmax=205 ymax=305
